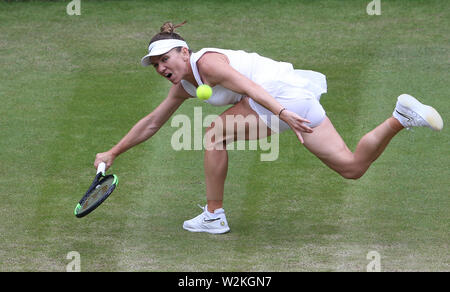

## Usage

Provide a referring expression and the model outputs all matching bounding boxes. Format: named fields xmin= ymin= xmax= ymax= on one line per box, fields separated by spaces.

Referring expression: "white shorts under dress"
xmin=180 ymin=48 xmax=327 ymax=133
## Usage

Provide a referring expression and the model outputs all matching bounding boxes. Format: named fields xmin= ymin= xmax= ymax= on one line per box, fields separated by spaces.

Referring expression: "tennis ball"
xmin=196 ymin=84 xmax=212 ymax=100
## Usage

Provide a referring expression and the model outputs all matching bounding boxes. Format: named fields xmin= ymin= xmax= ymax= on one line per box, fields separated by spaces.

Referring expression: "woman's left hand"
xmin=279 ymin=110 xmax=313 ymax=144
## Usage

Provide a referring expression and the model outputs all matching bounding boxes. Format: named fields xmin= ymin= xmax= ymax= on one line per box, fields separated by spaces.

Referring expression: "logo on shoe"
xmin=203 ymin=217 xmax=221 ymax=223
xmin=395 ymin=110 xmax=412 ymax=121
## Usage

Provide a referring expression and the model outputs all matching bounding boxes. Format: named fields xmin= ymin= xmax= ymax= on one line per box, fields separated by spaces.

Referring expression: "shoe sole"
xmin=398 ymin=94 xmax=443 ymax=131
xmin=183 ymin=225 xmax=230 ymax=234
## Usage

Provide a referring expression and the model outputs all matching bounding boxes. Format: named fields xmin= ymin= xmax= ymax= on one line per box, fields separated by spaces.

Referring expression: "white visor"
xmin=141 ymin=39 xmax=189 ymax=67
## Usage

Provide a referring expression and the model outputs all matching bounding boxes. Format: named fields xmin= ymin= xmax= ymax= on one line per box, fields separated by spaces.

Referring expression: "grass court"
xmin=0 ymin=0 xmax=448 ymax=271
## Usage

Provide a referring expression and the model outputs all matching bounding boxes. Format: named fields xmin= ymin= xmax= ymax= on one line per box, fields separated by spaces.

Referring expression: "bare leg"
xmin=205 ymin=100 xmax=404 ymax=212
xmin=302 ymin=116 xmax=403 ymax=179
xmin=204 ymin=147 xmax=228 ymax=212
xmin=353 ymin=117 xmax=403 ymax=170
xmin=204 ymin=97 xmax=272 ymax=212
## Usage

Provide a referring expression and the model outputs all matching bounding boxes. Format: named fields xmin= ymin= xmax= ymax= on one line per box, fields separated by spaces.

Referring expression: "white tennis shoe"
xmin=183 ymin=205 xmax=230 ymax=234
xmin=393 ymin=94 xmax=443 ymax=131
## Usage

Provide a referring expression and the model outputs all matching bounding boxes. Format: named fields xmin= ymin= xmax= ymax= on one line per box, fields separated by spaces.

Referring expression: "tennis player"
xmin=95 ymin=21 xmax=443 ymax=234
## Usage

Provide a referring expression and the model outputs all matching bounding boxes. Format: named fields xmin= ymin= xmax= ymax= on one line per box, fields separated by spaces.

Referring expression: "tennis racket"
xmin=74 ymin=162 xmax=118 ymax=218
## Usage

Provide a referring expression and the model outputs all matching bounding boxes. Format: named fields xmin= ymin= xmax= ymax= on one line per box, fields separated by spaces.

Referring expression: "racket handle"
xmin=97 ymin=162 xmax=106 ymax=175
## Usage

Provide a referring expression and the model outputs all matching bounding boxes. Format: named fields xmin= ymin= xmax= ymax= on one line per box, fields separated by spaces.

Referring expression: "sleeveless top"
xmin=180 ymin=48 xmax=327 ymax=106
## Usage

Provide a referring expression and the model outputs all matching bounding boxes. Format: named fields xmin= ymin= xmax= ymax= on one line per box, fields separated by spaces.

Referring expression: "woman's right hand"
xmin=94 ymin=151 xmax=116 ymax=171
xmin=279 ymin=109 xmax=313 ymax=144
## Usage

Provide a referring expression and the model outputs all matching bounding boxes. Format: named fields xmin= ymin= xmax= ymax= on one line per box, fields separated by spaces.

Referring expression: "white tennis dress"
xmin=180 ymin=48 xmax=327 ymax=132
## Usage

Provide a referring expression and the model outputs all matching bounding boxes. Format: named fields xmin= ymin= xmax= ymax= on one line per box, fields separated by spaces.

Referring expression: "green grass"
xmin=0 ymin=0 xmax=448 ymax=271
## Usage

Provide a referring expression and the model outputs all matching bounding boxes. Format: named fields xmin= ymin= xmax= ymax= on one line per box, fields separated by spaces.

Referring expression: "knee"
xmin=205 ymin=122 xmax=227 ymax=150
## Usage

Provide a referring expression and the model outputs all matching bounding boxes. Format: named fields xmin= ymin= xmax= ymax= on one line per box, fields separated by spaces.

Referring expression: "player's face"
xmin=150 ymin=48 xmax=190 ymax=84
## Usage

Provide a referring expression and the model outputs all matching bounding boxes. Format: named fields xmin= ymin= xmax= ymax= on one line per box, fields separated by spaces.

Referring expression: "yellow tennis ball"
xmin=196 ymin=84 xmax=212 ymax=100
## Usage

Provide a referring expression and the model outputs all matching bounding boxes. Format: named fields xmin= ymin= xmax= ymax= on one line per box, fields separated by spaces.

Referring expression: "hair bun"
xmin=160 ymin=22 xmax=174 ymax=34
xmin=160 ymin=21 xmax=187 ymax=34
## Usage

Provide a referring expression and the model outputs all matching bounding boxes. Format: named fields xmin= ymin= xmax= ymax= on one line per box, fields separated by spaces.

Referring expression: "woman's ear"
xmin=182 ymin=47 xmax=190 ymax=62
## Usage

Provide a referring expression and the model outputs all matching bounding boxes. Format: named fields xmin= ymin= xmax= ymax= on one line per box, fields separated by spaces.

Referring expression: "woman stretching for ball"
xmin=94 ymin=21 xmax=443 ymax=234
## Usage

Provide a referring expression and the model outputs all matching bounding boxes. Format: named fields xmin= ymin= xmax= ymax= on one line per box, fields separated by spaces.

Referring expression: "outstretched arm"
xmin=95 ymin=83 xmax=191 ymax=169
